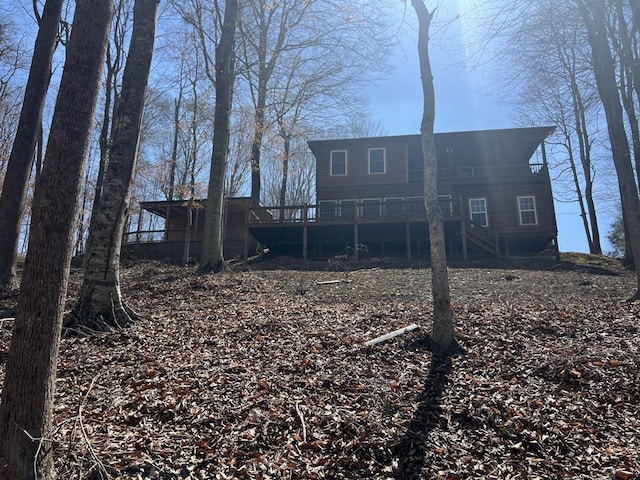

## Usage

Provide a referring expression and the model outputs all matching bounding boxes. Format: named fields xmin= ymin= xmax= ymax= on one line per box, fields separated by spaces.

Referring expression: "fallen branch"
xmin=295 ymin=401 xmax=307 ymax=443
xmin=316 ymin=279 xmax=352 ymax=285
xmin=364 ymin=323 xmax=419 ymax=346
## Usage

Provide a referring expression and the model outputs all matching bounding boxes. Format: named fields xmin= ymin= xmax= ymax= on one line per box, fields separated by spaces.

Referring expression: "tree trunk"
xmin=566 ymin=144 xmax=594 ymax=250
xmin=577 ymin=0 xmax=640 ymax=296
xmin=569 ymin=74 xmax=602 ymax=254
xmin=0 ymin=0 xmax=64 ymax=290
xmin=0 ymin=0 xmax=112 ymax=477
xmin=279 ymin=131 xmax=291 ymax=210
xmin=183 ymin=199 xmax=194 ymax=264
xmin=199 ymin=0 xmax=238 ymax=273
xmin=164 ymin=92 xmax=182 ymax=240
xmin=612 ymin=0 xmax=640 ymax=192
xmin=68 ymin=0 xmax=158 ymax=335
xmin=411 ymin=0 xmax=460 ymax=356
xmin=247 ymin=8 xmax=270 ymax=209
xmin=249 ymin=106 xmax=265 ymax=208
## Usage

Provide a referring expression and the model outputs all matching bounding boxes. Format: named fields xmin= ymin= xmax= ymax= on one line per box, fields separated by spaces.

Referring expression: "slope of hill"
xmin=1 ymin=256 xmax=638 ymax=479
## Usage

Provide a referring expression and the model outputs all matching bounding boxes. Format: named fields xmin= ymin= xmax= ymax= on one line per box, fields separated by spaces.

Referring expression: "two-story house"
xmin=247 ymin=126 xmax=558 ymax=259
xmin=125 ymin=126 xmax=558 ymax=262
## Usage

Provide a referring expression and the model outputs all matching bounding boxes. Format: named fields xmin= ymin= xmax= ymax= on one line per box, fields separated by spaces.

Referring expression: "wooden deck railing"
xmin=247 ymin=198 xmax=459 ymax=225
xmin=409 ymin=163 xmax=546 ymax=182
xmin=463 ymin=218 xmax=499 ymax=256
xmin=122 ymin=228 xmax=185 ymax=244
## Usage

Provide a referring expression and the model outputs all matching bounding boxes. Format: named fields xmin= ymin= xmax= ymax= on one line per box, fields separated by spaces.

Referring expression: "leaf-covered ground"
xmin=1 ymin=255 xmax=639 ymax=479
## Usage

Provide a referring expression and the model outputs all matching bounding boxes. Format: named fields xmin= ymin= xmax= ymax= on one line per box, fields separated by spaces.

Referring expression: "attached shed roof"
xmin=140 ymin=197 xmax=250 ymax=219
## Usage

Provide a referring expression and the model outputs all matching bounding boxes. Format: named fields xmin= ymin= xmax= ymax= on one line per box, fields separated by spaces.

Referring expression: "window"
xmin=368 ymin=148 xmax=385 ymax=174
xmin=330 ymin=150 xmax=347 ymax=176
xmin=361 ymin=199 xmax=381 ymax=218
xmin=384 ymin=198 xmax=404 ymax=217
xmin=438 ymin=195 xmax=453 ymax=217
xmin=518 ymin=196 xmax=538 ymax=225
xmin=340 ymin=200 xmax=356 ymax=219
xmin=318 ymin=201 xmax=336 ymax=220
xmin=469 ymin=198 xmax=488 ymax=226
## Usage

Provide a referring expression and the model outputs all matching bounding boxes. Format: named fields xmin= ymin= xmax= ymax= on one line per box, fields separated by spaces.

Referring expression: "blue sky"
xmin=363 ymin=7 xmax=600 ymax=254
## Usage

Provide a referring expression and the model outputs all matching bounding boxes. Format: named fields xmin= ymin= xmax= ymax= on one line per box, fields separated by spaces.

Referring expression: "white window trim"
xmin=517 ymin=195 xmax=538 ymax=226
xmin=469 ymin=197 xmax=488 ymax=227
xmin=368 ymin=148 xmax=386 ymax=174
xmin=330 ymin=150 xmax=347 ymax=176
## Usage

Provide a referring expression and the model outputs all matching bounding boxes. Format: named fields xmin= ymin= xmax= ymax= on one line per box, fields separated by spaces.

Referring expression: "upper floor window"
xmin=518 ymin=196 xmax=538 ymax=225
xmin=469 ymin=198 xmax=488 ymax=226
xmin=368 ymin=148 xmax=385 ymax=174
xmin=330 ymin=150 xmax=347 ymax=176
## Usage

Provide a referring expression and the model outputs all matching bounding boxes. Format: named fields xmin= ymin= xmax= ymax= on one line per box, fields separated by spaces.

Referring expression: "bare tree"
xmin=182 ymin=67 xmax=204 ymax=264
xmin=608 ymin=0 xmax=640 ymax=188
xmin=607 ymin=0 xmax=640 ymax=267
xmin=200 ymin=0 xmax=239 ymax=272
xmin=0 ymin=22 xmax=24 ymax=185
xmin=225 ymin=105 xmax=253 ymax=197
xmin=0 ymin=0 xmax=112 ymax=476
xmin=69 ymin=0 xmax=158 ymax=333
xmin=236 ymin=0 xmax=391 ymax=207
xmin=0 ymin=0 xmax=64 ymax=290
xmin=496 ymin=0 xmax=605 ymax=254
xmin=92 ymin=0 xmax=133 ymax=218
xmin=412 ymin=0 xmax=460 ymax=355
xmin=576 ymin=0 xmax=640 ymax=298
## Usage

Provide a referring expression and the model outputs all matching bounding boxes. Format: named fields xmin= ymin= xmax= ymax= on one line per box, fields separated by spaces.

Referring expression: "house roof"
xmin=140 ymin=197 xmax=250 ymax=219
xmin=308 ymin=126 xmax=556 ymax=165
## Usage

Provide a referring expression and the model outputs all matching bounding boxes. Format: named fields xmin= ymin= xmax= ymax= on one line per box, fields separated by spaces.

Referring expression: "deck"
xmin=246 ymin=198 xmax=476 ymax=259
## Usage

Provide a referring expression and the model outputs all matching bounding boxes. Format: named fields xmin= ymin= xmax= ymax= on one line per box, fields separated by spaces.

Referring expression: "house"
xmin=248 ymin=126 xmax=558 ymax=259
xmin=124 ymin=126 xmax=558 ymax=261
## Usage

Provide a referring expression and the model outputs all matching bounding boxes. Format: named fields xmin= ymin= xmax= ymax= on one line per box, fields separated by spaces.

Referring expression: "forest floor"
xmin=1 ymin=253 xmax=639 ymax=479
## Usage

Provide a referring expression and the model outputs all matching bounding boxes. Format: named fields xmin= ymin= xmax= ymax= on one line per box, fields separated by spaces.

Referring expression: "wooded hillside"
xmin=1 ymin=257 xmax=638 ymax=479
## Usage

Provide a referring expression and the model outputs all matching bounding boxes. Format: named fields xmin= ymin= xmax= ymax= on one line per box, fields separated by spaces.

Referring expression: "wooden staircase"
xmin=463 ymin=219 xmax=499 ymax=257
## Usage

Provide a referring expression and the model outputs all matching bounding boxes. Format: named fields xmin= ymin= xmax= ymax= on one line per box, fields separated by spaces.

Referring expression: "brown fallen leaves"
xmin=0 ymin=256 xmax=639 ymax=479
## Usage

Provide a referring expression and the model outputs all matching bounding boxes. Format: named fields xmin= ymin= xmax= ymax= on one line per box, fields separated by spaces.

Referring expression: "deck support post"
xmin=243 ymin=227 xmax=250 ymax=259
xmin=406 ymin=222 xmax=412 ymax=259
xmin=504 ymin=236 xmax=510 ymax=258
xmin=354 ymin=223 xmax=359 ymax=259
xmin=195 ymin=206 xmax=202 ymax=241
xmin=461 ymin=220 xmax=468 ymax=261
xmin=303 ymin=225 xmax=308 ymax=259
xmin=164 ymin=204 xmax=171 ymax=240
xmin=494 ymin=231 xmax=500 ymax=258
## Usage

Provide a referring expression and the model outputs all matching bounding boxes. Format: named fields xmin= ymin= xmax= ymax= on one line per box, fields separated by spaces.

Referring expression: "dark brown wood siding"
xmin=309 ymin=128 xmax=557 ymax=238
xmin=452 ymin=180 xmax=556 ymax=235
xmin=315 ymin=137 xmax=414 ymax=201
